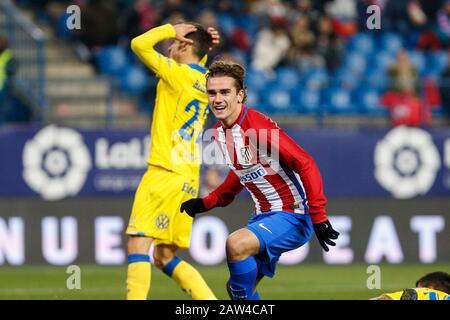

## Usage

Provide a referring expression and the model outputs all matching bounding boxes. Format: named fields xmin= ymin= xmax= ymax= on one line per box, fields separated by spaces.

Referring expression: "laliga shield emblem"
xmin=22 ymin=125 xmax=91 ymax=200
xmin=374 ymin=126 xmax=441 ymax=199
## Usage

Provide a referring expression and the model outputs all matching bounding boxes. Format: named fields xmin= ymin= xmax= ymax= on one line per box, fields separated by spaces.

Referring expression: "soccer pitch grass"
xmin=0 ymin=264 xmax=448 ymax=300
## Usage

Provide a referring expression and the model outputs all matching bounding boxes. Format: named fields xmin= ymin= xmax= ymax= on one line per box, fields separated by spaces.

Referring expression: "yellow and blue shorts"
xmin=126 ymin=165 xmax=199 ymax=249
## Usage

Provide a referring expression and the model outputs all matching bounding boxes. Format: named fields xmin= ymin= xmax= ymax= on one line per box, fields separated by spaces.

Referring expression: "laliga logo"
xmin=374 ymin=126 xmax=441 ymax=199
xmin=22 ymin=125 xmax=92 ymax=200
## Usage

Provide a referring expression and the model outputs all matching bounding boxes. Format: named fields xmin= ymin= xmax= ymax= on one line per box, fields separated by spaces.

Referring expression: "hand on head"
xmin=207 ymin=27 xmax=220 ymax=51
xmin=173 ymin=23 xmax=197 ymax=44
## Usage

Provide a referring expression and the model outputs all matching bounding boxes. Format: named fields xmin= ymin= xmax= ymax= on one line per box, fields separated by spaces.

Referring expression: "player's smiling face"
xmin=207 ymin=76 xmax=244 ymax=127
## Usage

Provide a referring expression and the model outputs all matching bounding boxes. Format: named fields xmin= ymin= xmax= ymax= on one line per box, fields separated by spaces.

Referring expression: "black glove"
xmin=313 ymin=219 xmax=339 ymax=252
xmin=180 ymin=198 xmax=207 ymax=218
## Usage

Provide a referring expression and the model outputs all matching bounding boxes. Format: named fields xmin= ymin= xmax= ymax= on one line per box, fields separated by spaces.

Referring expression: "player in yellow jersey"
xmin=371 ymin=271 xmax=450 ymax=300
xmin=125 ymin=22 xmax=219 ymax=300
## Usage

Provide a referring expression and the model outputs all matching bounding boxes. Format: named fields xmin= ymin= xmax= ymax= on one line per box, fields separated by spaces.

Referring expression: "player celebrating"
xmin=181 ymin=60 xmax=339 ymax=300
xmin=125 ymin=23 xmax=219 ymax=300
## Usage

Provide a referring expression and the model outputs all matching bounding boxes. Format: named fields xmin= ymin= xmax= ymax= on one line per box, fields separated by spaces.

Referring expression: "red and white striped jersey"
xmin=203 ymin=106 xmax=328 ymax=224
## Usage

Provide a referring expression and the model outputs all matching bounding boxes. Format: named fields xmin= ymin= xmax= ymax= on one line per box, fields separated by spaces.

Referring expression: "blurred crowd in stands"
xmin=0 ymin=34 xmax=17 ymax=123
xmin=5 ymin=0 xmax=450 ymax=127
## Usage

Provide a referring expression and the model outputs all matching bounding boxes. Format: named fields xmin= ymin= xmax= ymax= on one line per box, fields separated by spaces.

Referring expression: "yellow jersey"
xmin=384 ymin=288 xmax=449 ymax=300
xmin=131 ymin=24 xmax=209 ymax=179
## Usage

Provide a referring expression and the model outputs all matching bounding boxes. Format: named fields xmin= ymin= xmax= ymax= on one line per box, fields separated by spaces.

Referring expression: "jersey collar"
xmin=187 ymin=64 xmax=207 ymax=74
xmin=220 ymin=105 xmax=248 ymax=129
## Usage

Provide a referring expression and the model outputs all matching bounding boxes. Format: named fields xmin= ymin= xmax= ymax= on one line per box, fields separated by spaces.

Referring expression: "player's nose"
xmin=213 ymin=93 xmax=224 ymax=103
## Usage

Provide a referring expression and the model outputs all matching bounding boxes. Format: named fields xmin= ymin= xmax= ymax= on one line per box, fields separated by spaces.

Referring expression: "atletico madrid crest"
xmin=155 ymin=213 xmax=169 ymax=230
xmin=240 ymin=145 xmax=253 ymax=163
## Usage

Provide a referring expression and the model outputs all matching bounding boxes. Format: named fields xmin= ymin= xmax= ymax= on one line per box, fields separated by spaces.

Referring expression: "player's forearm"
xmin=203 ymin=171 xmax=243 ymax=210
xmin=203 ymin=191 xmax=220 ymax=210
xmin=292 ymin=158 xmax=328 ymax=223
xmin=203 ymin=189 xmax=236 ymax=210
xmin=276 ymin=131 xmax=328 ymax=223
xmin=130 ymin=24 xmax=176 ymax=71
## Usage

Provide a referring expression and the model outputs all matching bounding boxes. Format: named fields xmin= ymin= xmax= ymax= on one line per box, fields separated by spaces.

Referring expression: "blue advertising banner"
xmin=0 ymin=125 xmax=449 ymax=199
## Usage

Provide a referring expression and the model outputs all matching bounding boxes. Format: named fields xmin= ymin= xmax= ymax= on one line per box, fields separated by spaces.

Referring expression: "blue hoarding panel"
xmin=0 ymin=125 xmax=449 ymax=199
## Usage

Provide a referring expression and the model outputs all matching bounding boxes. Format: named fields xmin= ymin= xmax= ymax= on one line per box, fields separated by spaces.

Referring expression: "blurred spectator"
xmin=422 ymin=76 xmax=441 ymax=124
xmin=408 ymin=0 xmax=440 ymax=50
xmin=159 ymin=0 xmax=196 ymax=22
xmin=383 ymin=0 xmax=411 ymax=34
xmin=325 ymin=0 xmax=357 ymax=21
xmin=78 ymin=0 xmax=120 ymax=48
xmin=417 ymin=0 xmax=442 ymax=25
xmin=197 ymin=9 xmax=220 ymax=30
xmin=250 ymin=0 xmax=289 ymax=29
xmin=380 ymin=90 xmax=422 ymax=127
xmin=407 ymin=0 xmax=427 ymax=27
xmin=439 ymin=50 xmax=450 ymax=123
xmin=388 ymin=49 xmax=419 ymax=94
xmin=162 ymin=11 xmax=187 ymax=25
xmin=251 ymin=17 xmax=291 ymax=73
xmin=287 ymin=15 xmax=324 ymax=71
xmin=436 ymin=0 xmax=450 ymax=48
xmin=314 ymin=15 xmax=342 ymax=71
xmin=199 ymin=167 xmax=223 ymax=197
xmin=289 ymin=0 xmax=321 ymax=25
xmin=211 ymin=0 xmax=242 ymax=14
xmin=0 ymin=34 xmax=18 ymax=123
xmin=325 ymin=0 xmax=358 ymax=39
xmin=381 ymin=49 xmax=424 ymax=126
xmin=124 ymin=0 xmax=160 ymax=40
xmin=230 ymin=27 xmax=251 ymax=52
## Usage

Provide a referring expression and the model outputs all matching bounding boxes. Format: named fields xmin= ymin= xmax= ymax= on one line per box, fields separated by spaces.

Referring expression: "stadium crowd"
xmin=6 ymin=0 xmax=450 ymax=125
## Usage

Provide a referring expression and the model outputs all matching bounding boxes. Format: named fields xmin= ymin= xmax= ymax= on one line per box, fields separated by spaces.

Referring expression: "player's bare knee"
xmin=127 ymin=237 xmax=136 ymax=254
xmin=153 ymin=246 xmax=177 ymax=269
xmin=152 ymin=256 xmax=165 ymax=269
xmin=226 ymin=235 xmax=247 ymax=260
xmin=153 ymin=254 xmax=175 ymax=269
xmin=127 ymin=236 xmax=152 ymax=255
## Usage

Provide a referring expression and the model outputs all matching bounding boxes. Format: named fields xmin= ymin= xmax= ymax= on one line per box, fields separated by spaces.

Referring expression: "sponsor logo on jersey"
xmin=193 ymin=80 xmax=206 ymax=93
xmin=237 ymin=164 xmax=267 ymax=183
xmin=182 ymin=182 xmax=197 ymax=196
xmin=155 ymin=214 xmax=170 ymax=230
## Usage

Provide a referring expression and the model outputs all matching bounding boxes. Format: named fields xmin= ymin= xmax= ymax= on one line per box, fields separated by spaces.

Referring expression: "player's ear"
xmin=179 ymin=42 xmax=189 ymax=52
xmin=237 ymin=89 xmax=244 ymax=103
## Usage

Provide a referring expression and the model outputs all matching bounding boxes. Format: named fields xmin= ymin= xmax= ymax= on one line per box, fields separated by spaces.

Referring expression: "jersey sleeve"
xmin=383 ymin=291 xmax=403 ymax=300
xmin=255 ymin=113 xmax=328 ymax=224
xmin=278 ymin=129 xmax=327 ymax=223
xmin=203 ymin=170 xmax=244 ymax=210
xmin=130 ymin=24 xmax=186 ymax=89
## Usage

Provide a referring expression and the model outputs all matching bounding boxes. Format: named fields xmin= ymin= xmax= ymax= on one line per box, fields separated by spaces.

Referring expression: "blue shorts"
xmin=246 ymin=211 xmax=313 ymax=278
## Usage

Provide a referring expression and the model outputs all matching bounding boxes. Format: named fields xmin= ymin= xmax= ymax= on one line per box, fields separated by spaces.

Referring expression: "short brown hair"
xmin=185 ymin=22 xmax=212 ymax=60
xmin=416 ymin=271 xmax=450 ymax=294
xmin=206 ymin=60 xmax=247 ymax=102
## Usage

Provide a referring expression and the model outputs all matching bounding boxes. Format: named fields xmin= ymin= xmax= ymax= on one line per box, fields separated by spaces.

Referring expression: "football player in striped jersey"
xmin=181 ymin=60 xmax=339 ymax=300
